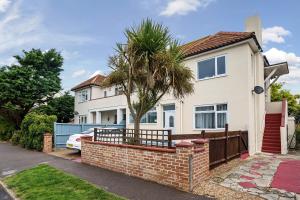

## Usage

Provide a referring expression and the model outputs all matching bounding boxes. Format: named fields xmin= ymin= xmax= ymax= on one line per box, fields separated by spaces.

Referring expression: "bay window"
xmin=194 ymin=104 xmax=227 ymax=129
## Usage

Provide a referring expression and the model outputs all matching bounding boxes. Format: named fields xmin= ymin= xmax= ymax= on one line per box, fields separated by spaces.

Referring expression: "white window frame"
xmin=79 ymin=115 xmax=87 ymax=124
xmin=78 ymin=89 xmax=89 ymax=103
xmin=197 ymin=55 xmax=227 ymax=81
xmin=129 ymin=107 xmax=157 ymax=124
xmin=193 ymin=103 xmax=228 ymax=130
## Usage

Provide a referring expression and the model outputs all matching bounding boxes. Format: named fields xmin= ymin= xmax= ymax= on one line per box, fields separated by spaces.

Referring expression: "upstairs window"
xmin=198 ymin=56 xmax=226 ymax=80
xmin=78 ymin=90 xmax=88 ymax=103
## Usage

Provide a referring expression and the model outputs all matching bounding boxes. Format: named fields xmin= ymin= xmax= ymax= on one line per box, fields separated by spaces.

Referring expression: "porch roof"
xmin=264 ymin=62 xmax=289 ymax=79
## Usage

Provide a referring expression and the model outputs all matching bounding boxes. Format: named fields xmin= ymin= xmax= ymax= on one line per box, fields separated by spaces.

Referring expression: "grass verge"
xmin=4 ymin=164 xmax=125 ymax=200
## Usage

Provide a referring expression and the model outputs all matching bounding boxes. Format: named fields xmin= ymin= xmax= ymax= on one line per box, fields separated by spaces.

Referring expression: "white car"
xmin=66 ymin=127 xmax=119 ymax=151
xmin=66 ymin=128 xmax=94 ymax=151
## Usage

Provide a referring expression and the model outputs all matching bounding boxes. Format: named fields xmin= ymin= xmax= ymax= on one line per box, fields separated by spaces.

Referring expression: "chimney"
xmin=245 ymin=16 xmax=262 ymax=46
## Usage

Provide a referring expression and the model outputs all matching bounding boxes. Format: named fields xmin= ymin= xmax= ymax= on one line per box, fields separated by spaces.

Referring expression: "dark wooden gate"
xmin=203 ymin=124 xmax=248 ymax=169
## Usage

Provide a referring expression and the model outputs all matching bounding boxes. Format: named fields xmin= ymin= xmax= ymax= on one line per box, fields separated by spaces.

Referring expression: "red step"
xmin=262 ymin=113 xmax=282 ymax=154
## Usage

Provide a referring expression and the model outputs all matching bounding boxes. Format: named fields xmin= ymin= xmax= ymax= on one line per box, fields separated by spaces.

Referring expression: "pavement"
xmin=216 ymin=153 xmax=300 ymax=199
xmin=0 ymin=142 xmax=209 ymax=200
xmin=0 ymin=185 xmax=12 ymax=200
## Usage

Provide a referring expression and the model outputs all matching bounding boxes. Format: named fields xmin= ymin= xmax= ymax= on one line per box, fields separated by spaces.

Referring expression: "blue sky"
xmin=0 ymin=0 xmax=299 ymax=94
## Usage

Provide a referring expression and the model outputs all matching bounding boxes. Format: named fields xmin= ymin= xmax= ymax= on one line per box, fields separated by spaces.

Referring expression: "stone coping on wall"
xmin=81 ymin=135 xmax=209 ymax=154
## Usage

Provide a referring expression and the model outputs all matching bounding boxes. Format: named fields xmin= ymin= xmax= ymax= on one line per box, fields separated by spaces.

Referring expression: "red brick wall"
xmin=81 ymin=137 xmax=209 ymax=191
xmin=43 ymin=133 xmax=52 ymax=153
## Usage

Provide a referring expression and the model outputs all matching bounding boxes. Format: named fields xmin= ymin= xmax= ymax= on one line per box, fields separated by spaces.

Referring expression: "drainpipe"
xmin=180 ymin=99 xmax=183 ymax=134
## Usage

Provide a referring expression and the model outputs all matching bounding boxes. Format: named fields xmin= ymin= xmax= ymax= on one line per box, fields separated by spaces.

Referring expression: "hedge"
xmin=20 ymin=113 xmax=57 ymax=151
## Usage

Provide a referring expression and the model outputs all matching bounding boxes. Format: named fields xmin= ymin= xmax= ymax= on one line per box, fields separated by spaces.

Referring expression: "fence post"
xmin=238 ymin=130 xmax=241 ymax=155
xmin=168 ymin=130 xmax=172 ymax=148
xmin=53 ymin=122 xmax=57 ymax=148
xmin=225 ymin=124 xmax=228 ymax=163
xmin=94 ymin=128 xmax=97 ymax=142
xmin=122 ymin=128 xmax=126 ymax=144
xmin=201 ymin=130 xmax=205 ymax=138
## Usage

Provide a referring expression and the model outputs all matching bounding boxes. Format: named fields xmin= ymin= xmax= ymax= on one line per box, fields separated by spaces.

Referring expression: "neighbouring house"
xmin=71 ymin=16 xmax=291 ymax=155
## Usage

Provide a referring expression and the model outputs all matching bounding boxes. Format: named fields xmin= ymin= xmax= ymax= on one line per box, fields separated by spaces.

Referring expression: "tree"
xmin=104 ymin=19 xmax=194 ymax=143
xmin=271 ymin=83 xmax=300 ymax=123
xmin=0 ymin=49 xmax=63 ymax=127
xmin=33 ymin=92 xmax=75 ymax=123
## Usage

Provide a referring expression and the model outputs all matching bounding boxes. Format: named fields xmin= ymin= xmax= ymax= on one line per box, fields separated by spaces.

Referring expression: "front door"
xmin=164 ymin=110 xmax=175 ymax=134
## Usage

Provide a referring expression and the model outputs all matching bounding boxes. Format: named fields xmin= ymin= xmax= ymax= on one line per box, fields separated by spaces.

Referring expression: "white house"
xmin=71 ymin=16 xmax=290 ymax=155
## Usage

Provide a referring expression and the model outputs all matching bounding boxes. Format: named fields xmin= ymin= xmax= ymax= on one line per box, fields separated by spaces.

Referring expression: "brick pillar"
xmin=43 ymin=133 xmax=53 ymax=153
xmin=81 ymin=135 xmax=93 ymax=164
xmin=175 ymin=141 xmax=194 ymax=191
xmin=191 ymin=138 xmax=210 ymax=189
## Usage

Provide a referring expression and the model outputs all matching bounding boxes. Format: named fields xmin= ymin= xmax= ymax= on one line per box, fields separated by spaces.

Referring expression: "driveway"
xmin=0 ymin=142 xmax=209 ymax=200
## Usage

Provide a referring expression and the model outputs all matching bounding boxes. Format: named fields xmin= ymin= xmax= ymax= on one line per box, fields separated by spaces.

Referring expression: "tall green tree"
xmin=104 ymin=19 xmax=194 ymax=143
xmin=33 ymin=92 xmax=74 ymax=123
xmin=271 ymin=83 xmax=300 ymax=123
xmin=0 ymin=49 xmax=63 ymax=127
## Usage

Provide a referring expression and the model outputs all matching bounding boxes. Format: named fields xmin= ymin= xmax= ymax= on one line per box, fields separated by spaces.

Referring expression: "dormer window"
xmin=197 ymin=55 xmax=226 ymax=80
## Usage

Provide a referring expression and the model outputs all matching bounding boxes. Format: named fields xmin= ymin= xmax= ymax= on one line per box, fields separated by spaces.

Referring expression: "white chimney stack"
xmin=245 ymin=16 xmax=262 ymax=46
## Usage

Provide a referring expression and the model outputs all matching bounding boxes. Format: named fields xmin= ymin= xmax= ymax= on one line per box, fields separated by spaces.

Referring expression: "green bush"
xmin=20 ymin=113 xmax=57 ymax=151
xmin=0 ymin=116 xmax=15 ymax=141
xmin=11 ymin=130 xmax=22 ymax=145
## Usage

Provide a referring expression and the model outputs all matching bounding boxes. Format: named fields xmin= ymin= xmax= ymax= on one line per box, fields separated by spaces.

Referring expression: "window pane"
xmin=217 ymin=113 xmax=227 ymax=128
xmin=195 ymin=106 xmax=214 ymax=111
xmin=140 ymin=115 xmax=147 ymax=123
xmin=169 ymin=116 xmax=174 ymax=127
xmin=195 ymin=113 xmax=215 ymax=129
xmin=217 ymin=104 xmax=227 ymax=111
xmin=147 ymin=112 xmax=157 ymax=123
xmin=217 ymin=56 xmax=226 ymax=75
xmin=129 ymin=115 xmax=134 ymax=123
xmin=198 ymin=58 xmax=215 ymax=79
xmin=163 ymin=104 xmax=175 ymax=111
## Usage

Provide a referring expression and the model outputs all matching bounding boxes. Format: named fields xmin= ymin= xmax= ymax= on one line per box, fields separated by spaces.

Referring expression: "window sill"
xmin=197 ymin=74 xmax=227 ymax=82
xmin=193 ymin=128 xmax=225 ymax=132
xmin=128 ymin=123 xmax=157 ymax=125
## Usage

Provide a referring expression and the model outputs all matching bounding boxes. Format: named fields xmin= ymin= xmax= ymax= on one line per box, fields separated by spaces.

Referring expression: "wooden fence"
xmin=93 ymin=124 xmax=248 ymax=169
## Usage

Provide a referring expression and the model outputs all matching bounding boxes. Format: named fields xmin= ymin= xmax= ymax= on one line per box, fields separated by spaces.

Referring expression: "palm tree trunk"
xmin=133 ymin=117 xmax=140 ymax=144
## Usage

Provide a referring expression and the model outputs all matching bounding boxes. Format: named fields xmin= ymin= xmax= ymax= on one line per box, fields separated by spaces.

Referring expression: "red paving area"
xmin=271 ymin=160 xmax=300 ymax=193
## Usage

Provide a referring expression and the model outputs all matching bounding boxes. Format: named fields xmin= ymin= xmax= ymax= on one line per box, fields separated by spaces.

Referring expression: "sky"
xmin=0 ymin=0 xmax=299 ymax=94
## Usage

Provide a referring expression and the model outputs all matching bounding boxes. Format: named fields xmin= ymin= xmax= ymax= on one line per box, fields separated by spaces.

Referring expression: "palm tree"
xmin=104 ymin=19 xmax=194 ymax=143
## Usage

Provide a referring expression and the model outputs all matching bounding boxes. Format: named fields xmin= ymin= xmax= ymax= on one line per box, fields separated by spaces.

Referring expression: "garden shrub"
xmin=20 ymin=113 xmax=57 ymax=151
xmin=11 ymin=130 xmax=22 ymax=145
xmin=0 ymin=116 xmax=15 ymax=141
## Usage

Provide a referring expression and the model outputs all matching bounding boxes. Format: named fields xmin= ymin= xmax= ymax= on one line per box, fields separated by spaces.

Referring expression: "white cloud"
xmin=72 ymin=69 xmax=86 ymax=78
xmin=264 ymin=48 xmax=300 ymax=65
xmin=0 ymin=56 xmax=16 ymax=66
xmin=160 ymin=0 xmax=214 ymax=16
xmin=89 ymin=70 xmax=104 ymax=78
xmin=0 ymin=0 xmax=11 ymax=12
xmin=264 ymin=48 xmax=300 ymax=85
xmin=262 ymin=26 xmax=290 ymax=44
xmin=0 ymin=0 xmax=94 ymax=53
